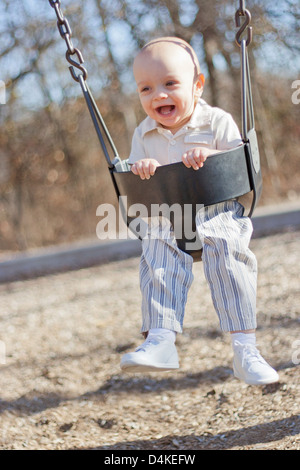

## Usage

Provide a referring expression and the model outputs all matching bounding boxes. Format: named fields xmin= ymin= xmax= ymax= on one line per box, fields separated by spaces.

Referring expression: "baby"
xmin=120 ymin=37 xmax=279 ymax=385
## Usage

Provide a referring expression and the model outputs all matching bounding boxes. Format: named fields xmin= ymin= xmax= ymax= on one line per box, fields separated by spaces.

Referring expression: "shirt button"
xmin=170 ymin=140 xmax=176 ymax=145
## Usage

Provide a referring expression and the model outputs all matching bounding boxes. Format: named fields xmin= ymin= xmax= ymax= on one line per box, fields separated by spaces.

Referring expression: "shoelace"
xmin=136 ymin=335 xmax=165 ymax=352
xmin=239 ymin=343 xmax=266 ymax=366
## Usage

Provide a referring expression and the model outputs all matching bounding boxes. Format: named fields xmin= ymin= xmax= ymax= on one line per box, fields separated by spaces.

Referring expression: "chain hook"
xmin=49 ymin=0 xmax=88 ymax=82
xmin=235 ymin=8 xmax=252 ymax=47
xmin=66 ymin=48 xmax=88 ymax=82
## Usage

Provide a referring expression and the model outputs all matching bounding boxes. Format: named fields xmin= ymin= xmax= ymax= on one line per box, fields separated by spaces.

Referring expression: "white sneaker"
xmin=233 ymin=341 xmax=279 ymax=385
xmin=120 ymin=335 xmax=179 ymax=372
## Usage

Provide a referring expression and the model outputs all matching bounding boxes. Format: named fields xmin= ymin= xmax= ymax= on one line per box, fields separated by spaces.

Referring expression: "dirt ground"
xmin=0 ymin=229 xmax=299 ymax=450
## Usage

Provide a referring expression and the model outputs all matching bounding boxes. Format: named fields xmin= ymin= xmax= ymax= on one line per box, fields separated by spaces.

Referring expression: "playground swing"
xmin=49 ymin=0 xmax=262 ymax=260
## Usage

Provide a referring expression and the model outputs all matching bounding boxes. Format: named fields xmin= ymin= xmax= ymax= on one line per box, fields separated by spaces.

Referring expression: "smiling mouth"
xmin=156 ymin=105 xmax=175 ymax=116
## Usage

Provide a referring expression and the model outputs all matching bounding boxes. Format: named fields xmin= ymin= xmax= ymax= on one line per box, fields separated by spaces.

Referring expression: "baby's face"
xmin=134 ymin=41 xmax=203 ymax=134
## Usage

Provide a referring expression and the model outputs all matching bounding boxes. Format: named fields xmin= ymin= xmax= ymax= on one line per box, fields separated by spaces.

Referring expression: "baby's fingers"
xmin=182 ymin=150 xmax=200 ymax=170
xmin=148 ymin=160 xmax=159 ymax=177
xmin=131 ymin=160 xmax=159 ymax=179
xmin=182 ymin=149 xmax=207 ymax=170
xmin=131 ymin=162 xmax=142 ymax=177
xmin=131 ymin=162 xmax=147 ymax=179
xmin=182 ymin=151 xmax=195 ymax=169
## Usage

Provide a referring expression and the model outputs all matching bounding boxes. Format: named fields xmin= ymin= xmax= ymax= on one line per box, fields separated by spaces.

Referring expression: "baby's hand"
xmin=131 ymin=158 xmax=161 ymax=180
xmin=182 ymin=147 xmax=218 ymax=170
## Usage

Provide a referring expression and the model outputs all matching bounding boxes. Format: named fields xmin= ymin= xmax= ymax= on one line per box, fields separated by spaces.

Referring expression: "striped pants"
xmin=139 ymin=200 xmax=257 ymax=333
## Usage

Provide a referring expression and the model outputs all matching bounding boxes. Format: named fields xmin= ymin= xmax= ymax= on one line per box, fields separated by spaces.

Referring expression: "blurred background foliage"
xmin=0 ymin=0 xmax=299 ymax=252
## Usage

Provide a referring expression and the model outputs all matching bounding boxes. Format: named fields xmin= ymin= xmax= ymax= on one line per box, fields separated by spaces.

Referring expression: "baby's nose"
xmin=154 ymin=89 xmax=168 ymax=100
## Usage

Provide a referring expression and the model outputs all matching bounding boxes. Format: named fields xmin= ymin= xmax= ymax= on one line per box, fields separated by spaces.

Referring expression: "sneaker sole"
xmin=233 ymin=364 xmax=279 ymax=386
xmin=120 ymin=360 xmax=179 ymax=373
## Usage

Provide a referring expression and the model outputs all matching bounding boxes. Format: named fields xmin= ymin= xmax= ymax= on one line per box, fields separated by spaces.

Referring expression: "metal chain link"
xmin=49 ymin=0 xmax=251 ymax=75
xmin=235 ymin=0 xmax=252 ymax=46
xmin=49 ymin=0 xmax=88 ymax=82
xmin=238 ymin=0 xmax=246 ymax=15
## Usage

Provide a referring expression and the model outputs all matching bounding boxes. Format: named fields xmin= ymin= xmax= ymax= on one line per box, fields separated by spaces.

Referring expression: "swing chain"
xmin=238 ymin=0 xmax=246 ymax=15
xmin=48 ymin=0 xmax=88 ymax=82
xmin=235 ymin=1 xmax=252 ymax=47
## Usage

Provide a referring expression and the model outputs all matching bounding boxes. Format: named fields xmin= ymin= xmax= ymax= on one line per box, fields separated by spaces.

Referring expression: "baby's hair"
xmin=140 ymin=37 xmax=201 ymax=82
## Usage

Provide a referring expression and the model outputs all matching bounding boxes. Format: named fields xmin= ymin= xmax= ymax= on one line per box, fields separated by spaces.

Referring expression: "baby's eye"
xmin=166 ymin=81 xmax=176 ymax=87
xmin=140 ymin=86 xmax=150 ymax=93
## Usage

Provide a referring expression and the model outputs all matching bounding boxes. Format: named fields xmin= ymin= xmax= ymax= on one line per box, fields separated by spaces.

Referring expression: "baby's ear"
xmin=195 ymin=73 xmax=205 ymax=98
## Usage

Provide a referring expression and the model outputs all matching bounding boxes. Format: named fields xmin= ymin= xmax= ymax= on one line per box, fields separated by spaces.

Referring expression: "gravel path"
xmin=0 ymin=229 xmax=299 ymax=450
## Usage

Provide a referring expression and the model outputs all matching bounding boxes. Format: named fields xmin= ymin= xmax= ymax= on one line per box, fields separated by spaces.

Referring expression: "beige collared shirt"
xmin=128 ymin=99 xmax=243 ymax=165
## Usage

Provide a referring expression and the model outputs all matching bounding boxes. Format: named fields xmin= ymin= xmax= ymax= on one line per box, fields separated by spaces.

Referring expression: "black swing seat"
xmin=110 ymin=128 xmax=262 ymax=260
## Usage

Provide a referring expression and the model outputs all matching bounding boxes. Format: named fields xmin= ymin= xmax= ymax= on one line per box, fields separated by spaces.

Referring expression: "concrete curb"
xmin=251 ymin=200 xmax=300 ymax=238
xmin=0 ymin=238 xmax=142 ymax=284
xmin=1 ymin=200 xmax=299 ymax=283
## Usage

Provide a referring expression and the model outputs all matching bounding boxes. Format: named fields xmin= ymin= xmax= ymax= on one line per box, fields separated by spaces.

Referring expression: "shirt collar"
xmin=188 ymin=99 xmax=212 ymax=128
